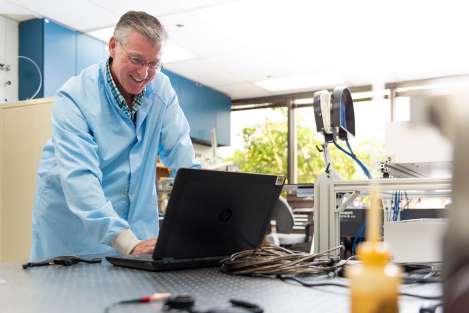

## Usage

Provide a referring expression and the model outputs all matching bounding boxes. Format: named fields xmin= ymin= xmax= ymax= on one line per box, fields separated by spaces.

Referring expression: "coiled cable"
xmin=221 ymin=245 xmax=345 ymax=276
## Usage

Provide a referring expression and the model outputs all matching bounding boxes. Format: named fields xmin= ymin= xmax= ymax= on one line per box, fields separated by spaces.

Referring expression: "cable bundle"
xmin=221 ymin=245 xmax=344 ymax=276
xmin=221 ymin=245 xmax=443 ymax=306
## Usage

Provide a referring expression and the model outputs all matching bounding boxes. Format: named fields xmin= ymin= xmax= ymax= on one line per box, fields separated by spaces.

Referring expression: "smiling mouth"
xmin=130 ymin=75 xmax=145 ymax=83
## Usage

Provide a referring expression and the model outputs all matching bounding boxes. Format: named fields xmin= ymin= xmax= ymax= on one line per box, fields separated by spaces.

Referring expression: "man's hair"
xmin=113 ymin=11 xmax=167 ymax=45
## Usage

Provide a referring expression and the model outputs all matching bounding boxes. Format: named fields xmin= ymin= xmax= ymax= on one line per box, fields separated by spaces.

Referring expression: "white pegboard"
xmin=0 ymin=15 xmax=18 ymax=104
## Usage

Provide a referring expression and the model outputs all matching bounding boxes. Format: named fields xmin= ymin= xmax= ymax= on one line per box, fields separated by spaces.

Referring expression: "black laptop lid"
xmin=153 ymin=168 xmax=285 ymax=260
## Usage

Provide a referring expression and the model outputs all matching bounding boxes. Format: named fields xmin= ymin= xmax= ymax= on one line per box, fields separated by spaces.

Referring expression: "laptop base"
xmin=106 ymin=255 xmax=223 ymax=272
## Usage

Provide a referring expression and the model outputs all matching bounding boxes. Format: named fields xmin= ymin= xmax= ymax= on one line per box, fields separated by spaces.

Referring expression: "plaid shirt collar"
xmin=106 ymin=58 xmax=145 ymax=123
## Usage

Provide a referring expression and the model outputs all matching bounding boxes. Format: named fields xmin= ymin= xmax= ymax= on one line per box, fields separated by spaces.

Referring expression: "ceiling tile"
xmin=7 ymin=0 xmax=469 ymax=99
xmin=214 ymin=82 xmax=273 ymax=100
xmin=9 ymin=0 xmax=117 ymax=30
xmin=0 ymin=0 xmax=36 ymax=20
xmin=89 ymin=0 xmax=238 ymax=17
xmin=164 ymin=57 xmax=242 ymax=87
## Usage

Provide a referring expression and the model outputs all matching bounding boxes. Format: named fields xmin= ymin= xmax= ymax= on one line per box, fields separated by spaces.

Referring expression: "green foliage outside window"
xmin=227 ymin=110 xmax=383 ymax=183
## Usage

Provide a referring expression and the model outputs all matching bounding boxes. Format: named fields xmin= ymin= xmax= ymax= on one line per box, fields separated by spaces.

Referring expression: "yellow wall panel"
xmin=0 ymin=98 xmax=53 ymax=261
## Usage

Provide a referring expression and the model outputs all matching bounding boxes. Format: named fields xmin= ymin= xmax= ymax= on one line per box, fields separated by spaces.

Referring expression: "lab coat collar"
xmin=99 ymin=61 xmax=154 ymax=132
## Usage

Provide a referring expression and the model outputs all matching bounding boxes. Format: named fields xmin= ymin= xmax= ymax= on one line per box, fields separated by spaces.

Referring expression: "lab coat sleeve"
xmin=158 ymin=93 xmax=201 ymax=172
xmin=52 ymin=92 xmax=130 ymax=246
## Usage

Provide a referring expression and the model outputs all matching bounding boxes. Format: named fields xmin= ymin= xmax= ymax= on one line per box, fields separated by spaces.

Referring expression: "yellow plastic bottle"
xmin=346 ymin=188 xmax=402 ymax=313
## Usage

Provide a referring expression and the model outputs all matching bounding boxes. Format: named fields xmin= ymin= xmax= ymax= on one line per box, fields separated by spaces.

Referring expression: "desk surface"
xmin=0 ymin=261 xmax=441 ymax=313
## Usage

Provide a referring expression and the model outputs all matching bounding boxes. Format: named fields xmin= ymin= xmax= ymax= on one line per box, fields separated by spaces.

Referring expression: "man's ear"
xmin=109 ymin=37 xmax=117 ymax=58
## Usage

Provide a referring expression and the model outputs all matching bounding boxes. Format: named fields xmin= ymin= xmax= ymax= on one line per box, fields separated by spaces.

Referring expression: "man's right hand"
xmin=131 ymin=238 xmax=158 ymax=256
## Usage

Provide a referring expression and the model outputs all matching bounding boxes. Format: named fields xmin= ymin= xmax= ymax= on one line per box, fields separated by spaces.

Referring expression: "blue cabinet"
xmin=43 ymin=21 xmax=76 ymax=97
xmin=19 ymin=18 xmax=231 ymax=146
xmin=76 ymin=33 xmax=108 ymax=74
xmin=20 ymin=19 xmax=108 ymax=99
xmin=164 ymin=70 xmax=231 ymax=146
xmin=18 ymin=19 xmax=44 ymax=99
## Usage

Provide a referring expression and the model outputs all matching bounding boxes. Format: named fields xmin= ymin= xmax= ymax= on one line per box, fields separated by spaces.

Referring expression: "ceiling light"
xmin=161 ymin=43 xmax=196 ymax=63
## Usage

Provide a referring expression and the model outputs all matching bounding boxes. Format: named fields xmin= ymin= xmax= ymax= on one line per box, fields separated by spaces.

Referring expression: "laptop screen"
xmin=154 ymin=168 xmax=285 ymax=260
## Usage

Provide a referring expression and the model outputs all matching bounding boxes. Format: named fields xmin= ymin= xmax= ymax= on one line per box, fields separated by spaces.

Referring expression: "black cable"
xmin=419 ymin=302 xmax=443 ymax=313
xmin=400 ymin=292 xmax=442 ymax=301
xmin=278 ymin=275 xmax=348 ymax=288
xmin=402 ymin=277 xmax=442 ymax=284
xmin=22 ymin=256 xmax=101 ymax=269
xmin=104 ymin=294 xmax=263 ymax=313
xmin=402 ymin=267 xmax=442 ymax=285
xmin=223 ymin=247 xmax=442 ymax=303
xmin=278 ymin=275 xmax=442 ymax=300
xmin=103 ymin=303 xmax=117 ymax=313
xmin=103 ymin=293 xmax=175 ymax=313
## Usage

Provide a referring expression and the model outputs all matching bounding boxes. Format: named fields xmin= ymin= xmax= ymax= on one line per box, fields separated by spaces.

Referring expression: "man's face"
xmin=109 ymin=31 xmax=163 ymax=97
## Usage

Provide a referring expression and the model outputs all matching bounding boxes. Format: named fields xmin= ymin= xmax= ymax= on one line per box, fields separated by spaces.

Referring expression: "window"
xmin=218 ymin=107 xmax=288 ymax=177
xmin=225 ymin=91 xmax=394 ymax=183
xmin=394 ymin=96 xmax=410 ymax=122
xmin=294 ymin=98 xmax=390 ymax=183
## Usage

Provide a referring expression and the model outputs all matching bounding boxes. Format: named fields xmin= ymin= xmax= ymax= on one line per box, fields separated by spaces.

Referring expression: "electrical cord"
xmin=104 ymin=293 xmax=190 ymax=313
xmin=419 ymin=302 xmax=442 ymax=313
xmin=403 ymin=276 xmax=442 ymax=284
xmin=402 ymin=266 xmax=442 ymax=285
xmin=332 ymin=136 xmax=370 ymax=253
xmin=392 ymin=190 xmax=401 ymax=221
xmin=22 ymin=256 xmax=102 ymax=269
xmin=332 ymin=137 xmax=372 ymax=179
xmin=221 ymin=245 xmax=345 ymax=276
xmin=278 ymin=275 xmax=348 ymax=288
xmin=222 ymin=246 xmax=442 ymax=304
xmin=104 ymin=293 xmax=264 ymax=313
xmin=351 ymin=223 xmax=366 ymax=255
xmin=280 ymin=275 xmax=442 ymax=300
xmin=399 ymin=292 xmax=442 ymax=301
xmin=334 ymin=137 xmax=372 ymax=255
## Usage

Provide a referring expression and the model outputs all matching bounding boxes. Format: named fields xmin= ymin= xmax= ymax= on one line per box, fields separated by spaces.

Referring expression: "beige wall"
xmin=0 ymin=98 xmax=53 ymax=261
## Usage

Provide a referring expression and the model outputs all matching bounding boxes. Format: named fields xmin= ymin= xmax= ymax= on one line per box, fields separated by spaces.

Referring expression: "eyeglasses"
xmin=118 ymin=41 xmax=163 ymax=71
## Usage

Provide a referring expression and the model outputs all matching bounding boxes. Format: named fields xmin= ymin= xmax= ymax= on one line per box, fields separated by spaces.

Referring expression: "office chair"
xmin=266 ymin=197 xmax=312 ymax=247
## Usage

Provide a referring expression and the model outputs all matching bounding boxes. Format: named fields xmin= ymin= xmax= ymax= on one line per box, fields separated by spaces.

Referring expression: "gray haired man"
xmin=30 ymin=11 xmax=199 ymax=261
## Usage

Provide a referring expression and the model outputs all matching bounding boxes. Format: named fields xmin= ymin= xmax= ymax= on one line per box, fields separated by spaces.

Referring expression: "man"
xmin=30 ymin=11 xmax=199 ymax=261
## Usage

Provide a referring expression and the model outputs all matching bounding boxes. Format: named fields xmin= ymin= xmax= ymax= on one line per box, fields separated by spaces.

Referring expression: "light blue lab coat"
xmin=30 ymin=63 xmax=199 ymax=261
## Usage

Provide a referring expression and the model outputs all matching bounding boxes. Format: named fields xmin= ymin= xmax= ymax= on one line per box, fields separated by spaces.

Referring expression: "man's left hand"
xmin=131 ymin=238 xmax=158 ymax=255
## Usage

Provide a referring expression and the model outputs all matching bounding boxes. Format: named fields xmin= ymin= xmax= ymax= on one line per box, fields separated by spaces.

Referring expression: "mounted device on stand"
xmin=312 ymin=87 xmax=365 ymax=255
xmin=313 ymin=87 xmax=355 ymax=143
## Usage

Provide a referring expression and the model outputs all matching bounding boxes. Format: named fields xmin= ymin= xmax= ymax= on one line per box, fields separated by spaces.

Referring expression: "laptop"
xmin=106 ymin=168 xmax=285 ymax=271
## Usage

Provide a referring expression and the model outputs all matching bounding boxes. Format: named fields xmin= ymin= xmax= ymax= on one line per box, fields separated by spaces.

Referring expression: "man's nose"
xmin=136 ymin=65 xmax=149 ymax=79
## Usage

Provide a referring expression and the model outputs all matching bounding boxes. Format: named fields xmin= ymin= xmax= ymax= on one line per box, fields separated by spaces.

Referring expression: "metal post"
xmin=390 ymin=88 xmax=396 ymax=122
xmin=287 ymin=99 xmax=297 ymax=184
xmin=313 ymin=168 xmax=341 ymax=255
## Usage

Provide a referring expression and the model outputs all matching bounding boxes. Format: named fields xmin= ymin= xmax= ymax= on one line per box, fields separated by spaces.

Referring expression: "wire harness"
xmin=221 ymin=245 xmax=345 ymax=276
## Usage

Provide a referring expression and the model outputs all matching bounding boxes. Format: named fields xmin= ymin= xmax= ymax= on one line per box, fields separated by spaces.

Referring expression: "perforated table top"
xmin=0 ymin=261 xmax=441 ymax=313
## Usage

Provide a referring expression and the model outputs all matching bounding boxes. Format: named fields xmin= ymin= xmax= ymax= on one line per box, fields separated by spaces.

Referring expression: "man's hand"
xmin=131 ymin=238 xmax=158 ymax=256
